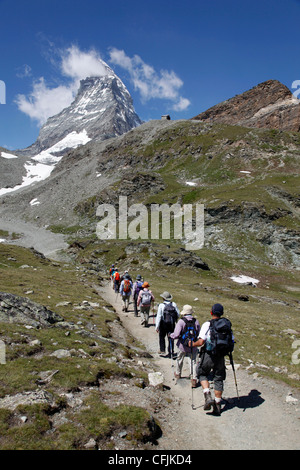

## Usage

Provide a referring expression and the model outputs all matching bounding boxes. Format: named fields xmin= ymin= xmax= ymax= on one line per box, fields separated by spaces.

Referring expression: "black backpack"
xmin=162 ymin=302 xmax=178 ymax=327
xmin=208 ymin=317 xmax=234 ymax=356
xmin=181 ymin=317 xmax=197 ymax=346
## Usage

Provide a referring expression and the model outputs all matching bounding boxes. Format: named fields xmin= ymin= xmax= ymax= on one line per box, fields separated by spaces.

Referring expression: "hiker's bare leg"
xmin=200 ymin=380 xmax=210 ymax=390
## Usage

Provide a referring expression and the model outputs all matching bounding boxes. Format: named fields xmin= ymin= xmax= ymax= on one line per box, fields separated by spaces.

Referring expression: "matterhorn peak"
xmin=0 ymin=62 xmax=142 ymax=196
xmin=18 ymin=63 xmax=142 ymax=157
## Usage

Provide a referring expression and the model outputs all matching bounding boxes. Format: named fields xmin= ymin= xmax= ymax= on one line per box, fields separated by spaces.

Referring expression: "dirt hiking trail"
xmin=99 ymin=283 xmax=300 ymax=451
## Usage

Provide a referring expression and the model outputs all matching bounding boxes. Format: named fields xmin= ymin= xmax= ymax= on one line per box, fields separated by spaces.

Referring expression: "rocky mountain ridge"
xmin=192 ymin=80 xmax=300 ymax=132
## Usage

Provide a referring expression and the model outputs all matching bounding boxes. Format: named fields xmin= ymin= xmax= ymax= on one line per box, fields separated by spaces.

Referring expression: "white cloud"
xmin=15 ymin=45 xmax=109 ymax=126
xmin=173 ymin=97 xmax=192 ymax=111
xmin=16 ymin=78 xmax=77 ymax=126
xmin=16 ymin=64 xmax=32 ymax=78
xmin=60 ymin=45 xmax=109 ymax=80
xmin=109 ymin=48 xmax=190 ymax=111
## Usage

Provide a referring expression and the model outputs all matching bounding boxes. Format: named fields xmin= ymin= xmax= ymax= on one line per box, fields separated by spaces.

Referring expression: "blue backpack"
xmin=181 ymin=317 xmax=197 ymax=346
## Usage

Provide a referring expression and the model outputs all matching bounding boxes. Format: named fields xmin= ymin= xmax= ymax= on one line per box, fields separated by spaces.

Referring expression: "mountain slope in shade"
xmin=192 ymin=80 xmax=300 ymax=132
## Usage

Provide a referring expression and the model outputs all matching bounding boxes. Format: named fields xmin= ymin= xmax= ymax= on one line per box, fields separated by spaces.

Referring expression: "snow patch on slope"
xmin=0 ymin=130 xmax=91 ymax=196
xmin=0 ymin=152 xmax=19 ymax=159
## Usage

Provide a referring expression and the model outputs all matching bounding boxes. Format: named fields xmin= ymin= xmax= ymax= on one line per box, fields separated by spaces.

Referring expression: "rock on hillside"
xmin=192 ymin=80 xmax=300 ymax=132
xmin=0 ymin=292 xmax=64 ymax=328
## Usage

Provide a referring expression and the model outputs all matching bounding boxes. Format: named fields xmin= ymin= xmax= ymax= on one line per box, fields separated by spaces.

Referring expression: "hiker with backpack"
xmin=190 ymin=303 xmax=234 ymax=416
xmin=137 ymin=282 xmax=155 ymax=327
xmin=109 ymin=264 xmax=116 ymax=287
xmin=120 ymin=270 xmax=133 ymax=282
xmin=155 ymin=291 xmax=179 ymax=357
xmin=170 ymin=305 xmax=200 ymax=388
xmin=132 ymin=275 xmax=144 ymax=317
xmin=119 ymin=274 xmax=133 ymax=312
xmin=113 ymin=268 xmax=120 ymax=293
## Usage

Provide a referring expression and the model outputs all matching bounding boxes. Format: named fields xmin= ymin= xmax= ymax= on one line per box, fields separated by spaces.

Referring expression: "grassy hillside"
xmin=0 ymin=244 xmax=159 ymax=449
xmin=66 ymin=121 xmax=300 ymax=269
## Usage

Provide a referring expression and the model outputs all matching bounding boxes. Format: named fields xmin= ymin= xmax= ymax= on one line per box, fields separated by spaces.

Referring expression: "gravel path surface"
xmin=0 ymin=216 xmax=69 ymax=261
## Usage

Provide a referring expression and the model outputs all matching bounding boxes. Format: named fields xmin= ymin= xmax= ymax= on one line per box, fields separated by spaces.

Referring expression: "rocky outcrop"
xmin=160 ymin=248 xmax=209 ymax=271
xmin=205 ymin=203 xmax=300 ymax=267
xmin=0 ymin=292 xmax=64 ymax=327
xmin=74 ymin=172 xmax=166 ymax=218
xmin=192 ymin=80 xmax=300 ymax=132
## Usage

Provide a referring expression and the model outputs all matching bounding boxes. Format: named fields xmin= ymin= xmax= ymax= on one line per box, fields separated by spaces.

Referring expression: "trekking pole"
xmin=169 ymin=335 xmax=174 ymax=368
xmin=229 ymin=352 xmax=239 ymax=400
xmin=191 ymin=345 xmax=195 ymax=410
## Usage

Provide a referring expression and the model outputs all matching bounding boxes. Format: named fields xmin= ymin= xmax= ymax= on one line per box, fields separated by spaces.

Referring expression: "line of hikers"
xmin=110 ymin=265 xmax=154 ymax=326
xmin=109 ymin=264 xmax=235 ymax=416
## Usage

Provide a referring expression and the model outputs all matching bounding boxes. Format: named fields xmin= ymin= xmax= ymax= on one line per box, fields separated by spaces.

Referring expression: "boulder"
xmin=0 ymin=292 xmax=64 ymax=327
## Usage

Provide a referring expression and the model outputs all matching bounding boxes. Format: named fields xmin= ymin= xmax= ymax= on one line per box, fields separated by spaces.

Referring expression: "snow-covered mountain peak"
xmin=0 ymin=65 xmax=142 ymax=196
xmin=18 ymin=69 xmax=142 ymax=157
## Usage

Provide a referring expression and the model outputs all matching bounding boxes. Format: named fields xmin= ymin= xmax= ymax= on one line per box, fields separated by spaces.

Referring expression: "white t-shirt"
xmin=199 ymin=321 xmax=210 ymax=341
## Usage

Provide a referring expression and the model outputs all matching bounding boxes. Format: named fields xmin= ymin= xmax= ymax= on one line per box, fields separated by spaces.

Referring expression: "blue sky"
xmin=1 ymin=0 xmax=300 ymax=150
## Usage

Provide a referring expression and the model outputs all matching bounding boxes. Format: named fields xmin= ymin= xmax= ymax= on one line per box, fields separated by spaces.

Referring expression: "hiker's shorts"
xmin=197 ymin=352 xmax=226 ymax=391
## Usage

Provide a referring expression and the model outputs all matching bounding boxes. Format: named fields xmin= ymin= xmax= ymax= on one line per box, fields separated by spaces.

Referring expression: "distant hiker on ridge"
xmin=170 ymin=305 xmax=200 ymax=388
xmin=155 ymin=291 xmax=179 ymax=357
xmin=190 ymin=303 xmax=234 ymax=415
xmin=137 ymin=282 xmax=155 ymax=327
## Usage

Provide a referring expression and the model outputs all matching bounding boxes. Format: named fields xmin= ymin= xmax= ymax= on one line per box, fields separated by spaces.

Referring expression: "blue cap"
xmin=211 ymin=303 xmax=224 ymax=316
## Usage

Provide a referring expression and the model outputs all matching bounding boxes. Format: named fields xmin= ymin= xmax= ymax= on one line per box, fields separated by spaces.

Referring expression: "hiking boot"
xmin=203 ymin=391 xmax=214 ymax=410
xmin=191 ymin=378 xmax=197 ymax=388
xmin=212 ymin=400 xmax=221 ymax=416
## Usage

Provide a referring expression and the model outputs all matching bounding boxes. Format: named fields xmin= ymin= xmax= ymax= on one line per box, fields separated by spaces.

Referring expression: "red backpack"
xmin=123 ymin=279 xmax=131 ymax=293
